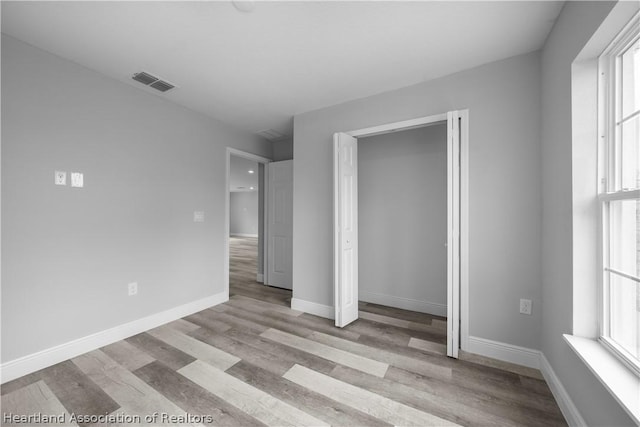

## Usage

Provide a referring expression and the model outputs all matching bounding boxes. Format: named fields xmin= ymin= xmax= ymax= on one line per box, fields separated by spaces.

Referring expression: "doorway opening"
xmin=333 ymin=111 xmax=469 ymax=358
xmin=225 ymin=148 xmax=270 ymax=300
xmin=225 ymin=148 xmax=294 ymax=307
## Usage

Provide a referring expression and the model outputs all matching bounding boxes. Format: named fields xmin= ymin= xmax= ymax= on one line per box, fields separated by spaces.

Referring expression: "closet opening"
xmin=333 ymin=111 xmax=468 ymax=358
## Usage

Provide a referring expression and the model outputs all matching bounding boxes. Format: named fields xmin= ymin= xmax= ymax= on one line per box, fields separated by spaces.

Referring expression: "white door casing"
xmin=334 ymin=132 xmax=359 ymax=327
xmin=267 ymin=160 xmax=293 ymax=290
xmin=447 ymin=111 xmax=461 ymax=358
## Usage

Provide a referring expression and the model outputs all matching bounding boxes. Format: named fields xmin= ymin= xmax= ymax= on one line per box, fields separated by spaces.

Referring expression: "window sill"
xmin=563 ymin=334 xmax=640 ymax=424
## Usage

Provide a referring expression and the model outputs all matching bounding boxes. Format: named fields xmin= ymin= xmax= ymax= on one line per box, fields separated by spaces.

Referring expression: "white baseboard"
xmin=465 ymin=336 xmax=582 ymax=425
xmin=230 ymin=233 xmax=258 ymax=238
xmin=359 ymin=290 xmax=446 ymax=317
xmin=0 ymin=292 xmax=227 ymax=384
xmin=256 ymin=273 xmax=264 ymax=283
xmin=539 ymin=353 xmax=586 ymax=427
xmin=291 ymin=298 xmax=334 ymax=320
xmin=466 ymin=336 xmax=541 ymax=369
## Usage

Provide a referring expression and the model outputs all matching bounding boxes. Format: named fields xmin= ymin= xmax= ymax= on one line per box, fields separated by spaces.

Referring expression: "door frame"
xmin=334 ymin=110 xmax=469 ymax=358
xmin=224 ymin=147 xmax=272 ymax=299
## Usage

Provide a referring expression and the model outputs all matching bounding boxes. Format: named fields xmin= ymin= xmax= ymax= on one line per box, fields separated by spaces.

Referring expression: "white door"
xmin=267 ymin=160 xmax=293 ymax=290
xmin=447 ymin=111 xmax=461 ymax=358
xmin=333 ymin=132 xmax=359 ymax=327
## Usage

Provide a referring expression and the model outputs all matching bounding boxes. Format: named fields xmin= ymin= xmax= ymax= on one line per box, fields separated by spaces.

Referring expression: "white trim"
xmin=226 ymin=147 xmax=273 ymax=165
xmin=564 ymin=334 xmax=640 ymax=425
xmin=256 ymin=273 xmax=264 ymax=283
xmin=459 ymin=110 xmax=470 ymax=351
xmin=466 ymin=336 xmax=541 ymax=369
xmin=0 ymin=292 xmax=227 ymax=384
xmin=347 ymin=113 xmax=447 ymax=138
xmin=225 ymin=148 xmax=271 ymax=299
xmin=446 ymin=110 xmax=461 ymax=358
xmin=230 ymin=233 xmax=258 ymax=238
xmin=262 ymin=164 xmax=270 ymax=286
xmin=599 ymin=189 xmax=640 ymax=202
xmin=359 ymin=291 xmax=446 ymax=317
xmin=291 ymin=298 xmax=335 ymax=320
xmin=539 ymin=352 xmax=587 ymax=427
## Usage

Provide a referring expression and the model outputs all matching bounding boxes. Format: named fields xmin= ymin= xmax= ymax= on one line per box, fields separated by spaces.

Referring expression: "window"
xmin=599 ymin=14 xmax=640 ymax=374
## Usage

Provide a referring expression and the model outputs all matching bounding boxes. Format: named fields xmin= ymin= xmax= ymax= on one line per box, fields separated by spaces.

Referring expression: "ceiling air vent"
xmin=132 ymin=71 xmax=175 ymax=93
xmin=149 ymin=80 xmax=175 ymax=92
xmin=132 ymin=71 xmax=158 ymax=85
xmin=256 ymin=129 xmax=287 ymax=141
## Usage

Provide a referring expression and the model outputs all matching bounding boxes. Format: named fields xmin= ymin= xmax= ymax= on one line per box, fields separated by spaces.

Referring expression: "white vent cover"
xmin=132 ymin=71 xmax=175 ymax=93
xmin=256 ymin=129 xmax=287 ymax=141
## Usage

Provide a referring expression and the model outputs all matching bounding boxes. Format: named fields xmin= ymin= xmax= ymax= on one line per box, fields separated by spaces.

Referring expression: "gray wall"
xmin=272 ymin=138 xmax=294 ymax=161
xmin=1 ymin=35 xmax=271 ymax=363
xmin=230 ymin=191 xmax=259 ymax=236
xmin=293 ymin=51 xmax=542 ymax=349
xmin=540 ymin=2 xmax=634 ymax=425
xmin=358 ymin=125 xmax=447 ymax=313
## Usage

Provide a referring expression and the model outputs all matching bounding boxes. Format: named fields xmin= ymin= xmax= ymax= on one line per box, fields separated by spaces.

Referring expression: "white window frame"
xmin=597 ymin=12 xmax=640 ymax=377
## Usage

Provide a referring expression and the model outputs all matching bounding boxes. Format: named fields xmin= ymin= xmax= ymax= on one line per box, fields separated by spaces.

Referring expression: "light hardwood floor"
xmin=1 ymin=237 xmax=567 ymax=426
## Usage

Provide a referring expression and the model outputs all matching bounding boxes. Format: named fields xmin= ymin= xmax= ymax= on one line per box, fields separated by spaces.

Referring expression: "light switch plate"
xmin=71 ymin=172 xmax=84 ymax=188
xmin=54 ymin=171 xmax=67 ymax=186
xmin=128 ymin=282 xmax=138 ymax=296
xmin=194 ymin=211 xmax=205 ymax=222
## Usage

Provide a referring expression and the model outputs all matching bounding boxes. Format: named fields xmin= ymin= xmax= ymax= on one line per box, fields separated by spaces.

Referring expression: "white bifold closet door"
xmin=333 ymin=132 xmax=359 ymax=327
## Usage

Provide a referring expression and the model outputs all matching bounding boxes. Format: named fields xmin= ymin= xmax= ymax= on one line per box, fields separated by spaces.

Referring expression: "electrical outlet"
xmin=54 ymin=171 xmax=67 ymax=186
xmin=520 ymin=298 xmax=532 ymax=315
xmin=71 ymin=172 xmax=84 ymax=188
xmin=128 ymin=282 xmax=138 ymax=296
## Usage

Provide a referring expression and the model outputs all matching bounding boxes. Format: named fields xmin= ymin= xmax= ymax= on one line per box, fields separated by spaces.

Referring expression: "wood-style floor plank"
xmin=261 ymin=328 xmax=389 ymax=377
xmin=0 ymin=372 xmax=41 ymax=396
xmin=189 ymin=327 xmax=295 ymax=376
xmin=183 ymin=310 xmax=233 ymax=333
xmin=37 ymin=360 xmax=120 ymax=427
xmin=100 ymin=340 xmax=155 ymax=372
xmin=147 ymin=324 xmax=240 ymax=371
xmin=330 ymin=364 xmax=511 ymax=427
xmin=408 ymin=337 xmax=447 ymax=355
xmin=385 ymin=366 xmax=567 ymax=426
xmin=226 ymin=361 xmax=393 ymax=427
xmin=431 ymin=318 xmax=448 ymax=330
xmin=358 ymin=310 xmax=446 ymax=335
xmin=359 ymin=301 xmax=443 ymax=324
xmin=223 ymin=327 xmax=337 ymax=374
xmin=230 ymin=294 xmax=303 ymax=317
xmin=134 ymin=361 xmax=265 ymax=427
xmin=179 ymin=360 xmax=329 ymax=427
xmin=347 ymin=317 xmax=446 ymax=346
xmin=72 ymin=349 xmax=198 ymax=425
xmin=287 ymin=312 xmax=362 ymax=341
xmin=125 ymin=332 xmax=196 ymax=371
xmin=458 ymin=350 xmax=545 ymax=380
xmin=220 ymin=304 xmax=320 ymax=339
xmin=1 ymin=380 xmax=76 ymax=427
xmin=166 ymin=318 xmax=203 ymax=334
xmin=309 ymin=330 xmax=452 ymax=380
xmin=284 ymin=364 xmax=459 ymax=427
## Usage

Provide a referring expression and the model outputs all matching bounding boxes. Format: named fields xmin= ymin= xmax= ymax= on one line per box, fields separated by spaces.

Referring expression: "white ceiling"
xmin=230 ymin=155 xmax=259 ymax=192
xmin=1 ymin=1 xmax=563 ymax=137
